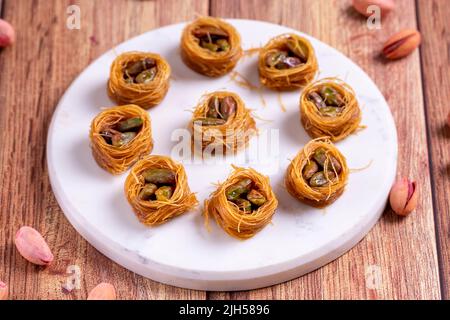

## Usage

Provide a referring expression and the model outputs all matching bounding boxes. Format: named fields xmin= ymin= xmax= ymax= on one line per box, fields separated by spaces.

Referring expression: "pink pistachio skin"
xmin=87 ymin=283 xmax=117 ymax=300
xmin=0 ymin=281 xmax=8 ymax=300
xmin=0 ymin=19 xmax=15 ymax=47
xmin=389 ymin=177 xmax=418 ymax=217
xmin=14 ymin=226 xmax=54 ymax=266
xmin=352 ymin=0 xmax=395 ymax=18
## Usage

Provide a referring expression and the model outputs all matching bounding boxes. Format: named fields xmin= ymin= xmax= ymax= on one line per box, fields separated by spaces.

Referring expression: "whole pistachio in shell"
xmin=352 ymin=0 xmax=395 ymax=17
xmin=389 ymin=177 xmax=418 ymax=216
xmin=14 ymin=226 xmax=54 ymax=266
xmin=0 ymin=281 xmax=8 ymax=300
xmin=87 ymin=283 xmax=116 ymax=300
xmin=0 ymin=19 xmax=15 ymax=48
xmin=382 ymin=29 xmax=421 ymax=60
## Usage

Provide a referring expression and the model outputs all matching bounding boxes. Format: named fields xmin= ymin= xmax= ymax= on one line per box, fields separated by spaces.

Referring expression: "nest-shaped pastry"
xmin=107 ymin=51 xmax=171 ymax=109
xmin=285 ymin=138 xmax=348 ymax=208
xmin=258 ymin=33 xmax=318 ymax=90
xmin=190 ymin=91 xmax=256 ymax=155
xmin=89 ymin=104 xmax=153 ymax=174
xmin=204 ymin=166 xmax=278 ymax=239
xmin=300 ymin=78 xmax=361 ymax=142
xmin=124 ymin=155 xmax=198 ymax=226
xmin=180 ymin=16 xmax=243 ymax=77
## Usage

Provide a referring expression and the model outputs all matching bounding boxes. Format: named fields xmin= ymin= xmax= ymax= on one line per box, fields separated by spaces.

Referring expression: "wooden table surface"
xmin=0 ymin=0 xmax=448 ymax=300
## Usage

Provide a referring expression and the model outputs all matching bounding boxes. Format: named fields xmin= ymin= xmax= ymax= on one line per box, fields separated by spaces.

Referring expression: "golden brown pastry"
xmin=258 ymin=33 xmax=318 ymax=90
xmin=300 ymin=78 xmax=361 ymax=142
xmin=285 ymin=138 xmax=348 ymax=208
xmin=107 ymin=51 xmax=171 ymax=109
xmin=180 ymin=17 xmax=242 ymax=77
xmin=190 ymin=91 xmax=256 ymax=155
xmin=204 ymin=166 xmax=278 ymax=239
xmin=89 ymin=104 xmax=152 ymax=174
xmin=124 ymin=155 xmax=198 ymax=226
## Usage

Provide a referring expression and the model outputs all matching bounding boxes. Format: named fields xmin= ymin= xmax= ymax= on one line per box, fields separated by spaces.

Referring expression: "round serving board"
xmin=47 ymin=19 xmax=397 ymax=291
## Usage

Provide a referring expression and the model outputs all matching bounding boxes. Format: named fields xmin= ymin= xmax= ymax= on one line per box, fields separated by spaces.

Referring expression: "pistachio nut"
xmin=14 ymin=226 xmax=54 ymax=266
xmin=143 ymin=168 xmax=176 ymax=185
xmin=193 ymin=117 xmax=226 ymax=126
xmin=219 ymin=96 xmax=236 ymax=120
xmin=308 ymin=92 xmax=327 ymax=109
xmin=320 ymin=86 xmax=344 ymax=106
xmin=111 ymin=131 xmax=136 ymax=147
xmin=139 ymin=183 xmax=158 ymax=200
xmin=309 ymin=171 xmax=336 ymax=187
xmin=382 ymin=29 xmax=421 ymax=60
xmin=389 ymin=177 xmax=418 ymax=216
xmin=116 ymin=117 xmax=143 ymax=132
xmin=352 ymin=0 xmax=395 ymax=18
xmin=87 ymin=283 xmax=117 ymax=300
xmin=0 ymin=281 xmax=8 ymax=300
xmin=135 ymin=67 xmax=157 ymax=84
xmin=155 ymin=185 xmax=174 ymax=201
xmin=246 ymin=189 xmax=267 ymax=207
xmin=207 ymin=96 xmax=220 ymax=118
xmin=303 ymin=160 xmax=319 ymax=180
xmin=226 ymin=178 xmax=253 ymax=201
xmin=235 ymin=198 xmax=252 ymax=213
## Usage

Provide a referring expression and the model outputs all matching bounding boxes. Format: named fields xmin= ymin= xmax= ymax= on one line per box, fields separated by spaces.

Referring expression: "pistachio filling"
xmin=139 ymin=168 xmax=176 ymax=201
xmin=192 ymin=26 xmax=230 ymax=53
xmin=307 ymin=85 xmax=345 ymax=117
xmin=100 ymin=117 xmax=143 ymax=147
xmin=123 ymin=58 xmax=157 ymax=84
xmin=225 ymin=178 xmax=267 ymax=214
xmin=265 ymin=37 xmax=308 ymax=70
xmin=193 ymin=95 xmax=237 ymax=126
xmin=302 ymin=147 xmax=342 ymax=187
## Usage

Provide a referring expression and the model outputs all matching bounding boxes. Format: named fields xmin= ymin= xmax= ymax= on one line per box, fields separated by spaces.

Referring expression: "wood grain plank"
xmin=0 ymin=0 xmax=208 ymax=300
xmin=416 ymin=0 xmax=450 ymax=300
xmin=209 ymin=0 xmax=441 ymax=300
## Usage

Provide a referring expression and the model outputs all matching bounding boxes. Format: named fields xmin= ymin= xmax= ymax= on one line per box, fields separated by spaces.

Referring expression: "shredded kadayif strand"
xmin=107 ymin=51 xmax=171 ymax=109
xmin=180 ymin=16 xmax=243 ymax=77
xmin=124 ymin=155 xmax=198 ymax=226
xmin=204 ymin=166 xmax=278 ymax=240
xmin=300 ymin=77 xmax=362 ymax=142
xmin=285 ymin=138 xmax=349 ymax=208
xmin=89 ymin=104 xmax=153 ymax=175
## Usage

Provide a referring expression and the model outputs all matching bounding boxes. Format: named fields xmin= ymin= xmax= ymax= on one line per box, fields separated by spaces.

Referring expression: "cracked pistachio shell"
xmin=352 ymin=0 xmax=395 ymax=17
xmin=87 ymin=283 xmax=116 ymax=300
xmin=0 ymin=281 xmax=8 ymax=300
xmin=389 ymin=177 xmax=418 ymax=216
xmin=14 ymin=226 xmax=54 ymax=266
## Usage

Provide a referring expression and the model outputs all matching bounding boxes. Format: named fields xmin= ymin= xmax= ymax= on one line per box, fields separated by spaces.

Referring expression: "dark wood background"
xmin=0 ymin=0 xmax=447 ymax=299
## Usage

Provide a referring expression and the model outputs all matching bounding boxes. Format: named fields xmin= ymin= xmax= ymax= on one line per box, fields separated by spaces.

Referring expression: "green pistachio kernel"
xmin=235 ymin=198 xmax=252 ymax=213
xmin=303 ymin=160 xmax=319 ymax=180
xmin=155 ymin=186 xmax=174 ymax=201
xmin=143 ymin=169 xmax=176 ymax=185
xmin=139 ymin=183 xmax=158 ymax=200
xmin=226 ymin=178 xmax=253 ymax=201
xmin=246 ymin=189 xmax=267 ymax=207
xmin=116 ymin=117 xmax=143 ymax=132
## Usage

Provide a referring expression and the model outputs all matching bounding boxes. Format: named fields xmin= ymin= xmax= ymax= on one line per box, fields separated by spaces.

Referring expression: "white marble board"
xmin=47 ymin=20 xmax=397 ymax=291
